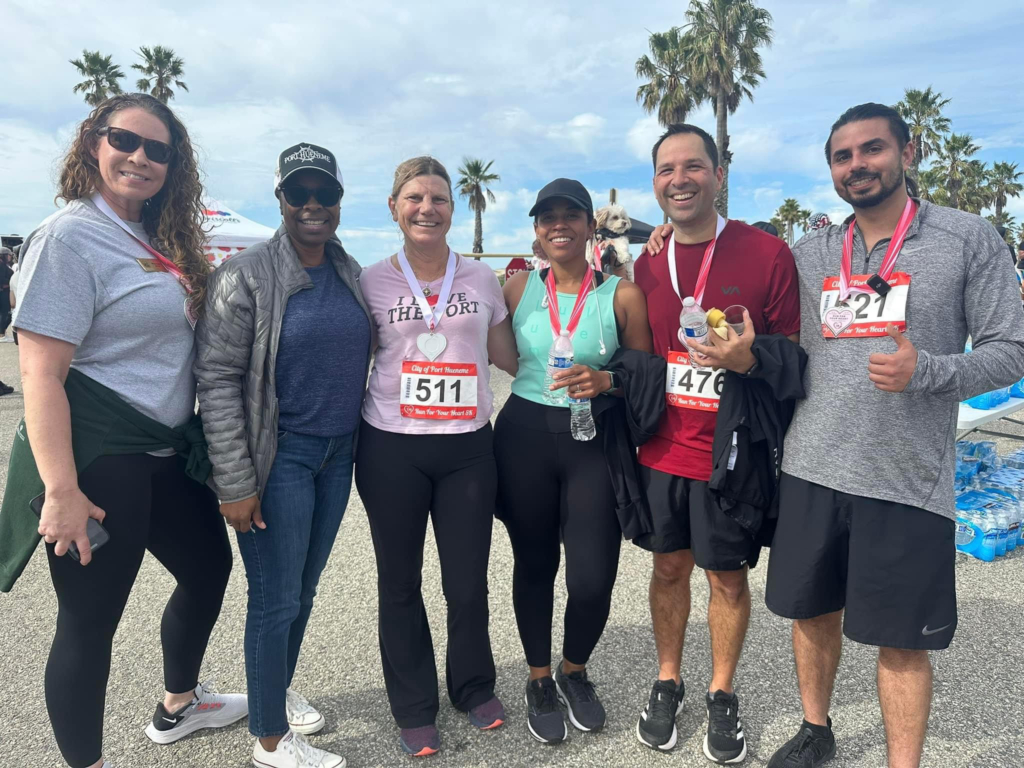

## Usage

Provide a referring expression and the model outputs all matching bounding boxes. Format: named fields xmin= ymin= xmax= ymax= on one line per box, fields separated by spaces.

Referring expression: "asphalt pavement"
xmin=1 ymin=343 xmax=1022 ymax=768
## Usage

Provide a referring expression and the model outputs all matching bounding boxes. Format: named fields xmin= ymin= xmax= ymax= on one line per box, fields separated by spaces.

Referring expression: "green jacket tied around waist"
xmin=0 ymin=369 xmax=211 ymax=592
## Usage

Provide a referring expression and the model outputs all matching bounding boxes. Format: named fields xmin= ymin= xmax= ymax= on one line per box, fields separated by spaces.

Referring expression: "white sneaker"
xmin=252 ymin=731 xmax=346 ymax=768
xmin=144 ymin=680 xmax=248 ymax=745
xmin=286 ymin=688 xmax=326 ymax=735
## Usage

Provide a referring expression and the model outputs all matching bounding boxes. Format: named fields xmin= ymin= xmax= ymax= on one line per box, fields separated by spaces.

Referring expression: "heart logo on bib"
xmin=823 ymin=307 xmax=855 ymax=338
xmin=417 ymin=332 xmax=447 ymax=361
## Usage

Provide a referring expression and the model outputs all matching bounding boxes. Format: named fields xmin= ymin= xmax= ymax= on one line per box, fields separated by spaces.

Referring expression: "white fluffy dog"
xmin=594 ymin=204 xmax=634 ymax=280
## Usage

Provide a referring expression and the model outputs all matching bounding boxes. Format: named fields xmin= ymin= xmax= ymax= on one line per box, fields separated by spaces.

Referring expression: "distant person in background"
xmin=531 ymin=238 xmax=550 ymax=270
xmin=751 ymin=221 xmax=780 ymax=237
xmin=808 ymin=212 xmax=832 ymax=231
xmin=995 ymin=226 xmax=1016 ymax=265
xmin=0 ymin=247 xmax=13 ymax=342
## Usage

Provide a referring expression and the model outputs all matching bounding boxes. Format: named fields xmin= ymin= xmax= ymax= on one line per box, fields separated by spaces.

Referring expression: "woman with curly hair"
xmin=2 ymin=93 xmax=246 ymax=768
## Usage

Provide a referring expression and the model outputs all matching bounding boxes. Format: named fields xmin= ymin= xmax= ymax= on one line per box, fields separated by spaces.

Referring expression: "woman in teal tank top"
xmin=493 ymin=179 xmax=652 ymax=745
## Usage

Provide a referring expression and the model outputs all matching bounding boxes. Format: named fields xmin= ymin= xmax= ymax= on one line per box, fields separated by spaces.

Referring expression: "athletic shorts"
xmin=765 ymin=473 xmax=957 ymax=651
xmin=633 ymin=465 xmax=760 ymax=571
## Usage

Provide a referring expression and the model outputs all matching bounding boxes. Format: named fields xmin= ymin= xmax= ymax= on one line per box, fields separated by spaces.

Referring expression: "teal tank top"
xmin=510 ymin=270 xmax=620 ymax=406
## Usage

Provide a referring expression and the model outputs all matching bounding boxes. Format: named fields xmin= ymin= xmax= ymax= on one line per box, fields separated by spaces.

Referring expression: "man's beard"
xmin=836 ymin=165 xmax=905 ymax=209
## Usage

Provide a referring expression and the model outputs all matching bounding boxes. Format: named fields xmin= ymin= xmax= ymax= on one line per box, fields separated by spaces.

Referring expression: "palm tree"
xmin=681 ymin=0 xmax=774 ymax=217
xmin=894 ymin=87 xmax=951 ymax=178
xmin=132 ymin=46 xmax=189 ymax=103
xmin=918 ymin=166 xmax=948 ymax=205
xmin=635 ymin=27 xmax=703 ymax=128
xmin=934 ymin=133 xmax=981 ymax=210
xmin=960 ymin=160 xmax=992 ymax=215
xmin=774 ymin=198 xmax=809 ymax=245
xmin=456 ymin=158 xmax=500 ymax=256
xmin=69 ymin=50 xmax=124 ymax=106
xmin=988 ymin=161 xmax=1024 ymax=219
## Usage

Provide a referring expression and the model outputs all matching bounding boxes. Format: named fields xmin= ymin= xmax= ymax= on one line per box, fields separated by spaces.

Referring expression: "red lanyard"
xmin=667 ymin=214 xmax=726 ymax=307
xmin=544 ymin=266 xmax=594 ymax=339
xmin=840 ymin=198 xmax=916 ymax=301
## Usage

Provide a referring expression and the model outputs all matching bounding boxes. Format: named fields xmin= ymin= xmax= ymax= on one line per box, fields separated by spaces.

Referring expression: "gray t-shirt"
xmin=784 ymin=199 xmax=1024 ymax=518
xmin=14 ymin=198 xmax=197 ymax=428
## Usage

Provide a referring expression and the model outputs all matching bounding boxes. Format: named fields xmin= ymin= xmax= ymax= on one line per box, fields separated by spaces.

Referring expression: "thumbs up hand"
xmin=867 ymin=324 xmax=919 ymax=392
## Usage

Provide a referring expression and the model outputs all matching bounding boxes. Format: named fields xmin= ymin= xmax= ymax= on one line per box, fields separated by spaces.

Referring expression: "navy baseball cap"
xmin=528 ymin=178 xmax=593 ymax=217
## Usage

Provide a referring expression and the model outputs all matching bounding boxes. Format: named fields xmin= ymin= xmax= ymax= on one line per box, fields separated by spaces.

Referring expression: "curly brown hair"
xmin=57 ymin=92 xmax=210 ymax=314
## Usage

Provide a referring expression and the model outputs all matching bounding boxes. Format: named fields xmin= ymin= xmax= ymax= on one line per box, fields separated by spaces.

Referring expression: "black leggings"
xmin=45 ymin=453 xmax=231 ymax=768
xmin=493 ymin=395 xmax=622 ymax=669
xmin=355 ymin=420 xmax=497 ymax=729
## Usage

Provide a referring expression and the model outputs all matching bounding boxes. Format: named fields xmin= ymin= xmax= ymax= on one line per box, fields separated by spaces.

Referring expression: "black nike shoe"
xmin=703 ymin=690 xmax=746 ymax=764
xmin=766 ymin=718 xmax=836 ymax=767
xmin=636 ymin=678 xmax=685 ymax=750
xmin=555 ymin=662 xmax=606 ymax=732
xmin=525 ymin=677 xmax=567 ymax=745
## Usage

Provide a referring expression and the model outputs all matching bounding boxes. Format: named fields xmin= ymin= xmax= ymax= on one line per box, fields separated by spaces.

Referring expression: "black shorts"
xmin=633 ymin=465 xmax=760 ymax=571
xmin=765 ymin=473 xmax=957 ymax=651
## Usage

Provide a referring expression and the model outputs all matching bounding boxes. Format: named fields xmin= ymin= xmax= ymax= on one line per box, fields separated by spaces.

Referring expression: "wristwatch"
xmin=739 ymin=359 xmax=759 ymax=378
xmin=606 ymin=370 xmax=617 ymax=390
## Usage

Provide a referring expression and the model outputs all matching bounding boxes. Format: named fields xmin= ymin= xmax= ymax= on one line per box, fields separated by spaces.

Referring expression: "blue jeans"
xmin=237 ymin=430 xmax=354 ymax=738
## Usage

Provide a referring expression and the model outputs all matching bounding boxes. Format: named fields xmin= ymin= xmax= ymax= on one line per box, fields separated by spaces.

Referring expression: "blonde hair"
xmin=57 ymin=92 xmax=210 ymax=315
xmin=390 ymin=156 xmax=454 ymax=203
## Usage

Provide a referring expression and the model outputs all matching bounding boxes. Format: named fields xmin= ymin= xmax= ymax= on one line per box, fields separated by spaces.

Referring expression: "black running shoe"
xmin=703 ymin=690 xmax=747 ymax=764
xmin=525 ymin=677 xmax=567 ymax=745
xmin=636 ymin=678 xmax=685 ymax=751
xmin=766 ymin=718 xmax=836 ymax=768
xmin=555 ymin=662 xmax=605 ymax=732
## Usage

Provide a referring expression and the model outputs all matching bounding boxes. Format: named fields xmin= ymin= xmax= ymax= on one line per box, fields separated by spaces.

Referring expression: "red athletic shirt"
xmin=633 ymin=220 xmax=801 ymax=480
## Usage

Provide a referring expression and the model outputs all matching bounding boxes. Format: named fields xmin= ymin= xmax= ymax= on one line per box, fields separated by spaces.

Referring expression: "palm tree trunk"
xmin=787 ymin=222 xmax=794 ymax=245
xmin=996 ymin=198 xmax=1004 ymax=218
xmin=714 ymin=89 xmax=729 ymax=217
xmin=473 ymin=208 xmax=483 ymax=258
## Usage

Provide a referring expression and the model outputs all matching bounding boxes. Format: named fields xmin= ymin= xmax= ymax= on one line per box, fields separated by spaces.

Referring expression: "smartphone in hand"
xmin=30 ymin=492 xmax=110 ymax=562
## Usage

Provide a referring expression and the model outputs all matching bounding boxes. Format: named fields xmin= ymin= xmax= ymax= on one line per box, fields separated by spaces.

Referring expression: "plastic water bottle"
xmin=978 ymin=512 xmax=998 ymax=562
xmin=544 ymin=330 xmax=574 ymax=405
xmin=994 ymin=508 xmax=1010 ymax=557
xmin=555 ymin=334 xmax=596 ymax=441
xmin=679 ymin=297 xmax=710 ymax=368
xmin=1006 ymin=509 xmax=1020 ymax=553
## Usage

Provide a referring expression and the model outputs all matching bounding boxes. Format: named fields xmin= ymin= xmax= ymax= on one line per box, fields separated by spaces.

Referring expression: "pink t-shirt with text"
xmin=360 ymin=254 xmax=508 ymax=434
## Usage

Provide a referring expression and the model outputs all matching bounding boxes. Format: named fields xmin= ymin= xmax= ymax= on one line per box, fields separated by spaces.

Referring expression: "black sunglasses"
xmin=97 ymin=127 xmax=175 ymax=164
xmin=279 ymin=185 xmax=343 ymax=208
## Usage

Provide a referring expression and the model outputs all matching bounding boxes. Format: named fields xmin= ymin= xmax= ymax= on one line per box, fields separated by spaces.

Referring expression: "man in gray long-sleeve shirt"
xmin=764 ymin=104 xmax=1024 ymax=768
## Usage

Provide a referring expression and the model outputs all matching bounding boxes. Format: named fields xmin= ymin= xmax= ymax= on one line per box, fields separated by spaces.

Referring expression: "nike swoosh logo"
xmin=162 ymin=717 xmax=179 ymax=724
xmin=921 ymin=623 xmax=952 ymax=636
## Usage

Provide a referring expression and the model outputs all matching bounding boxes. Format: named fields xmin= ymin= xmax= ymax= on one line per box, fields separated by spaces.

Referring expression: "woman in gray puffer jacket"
xmin=195 ymin=143 xmax=372 ymax=768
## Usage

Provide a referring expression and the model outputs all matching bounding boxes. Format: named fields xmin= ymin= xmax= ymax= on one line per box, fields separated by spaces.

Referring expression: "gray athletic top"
xmin=783 ymin=199 xmax=1024 ymax=518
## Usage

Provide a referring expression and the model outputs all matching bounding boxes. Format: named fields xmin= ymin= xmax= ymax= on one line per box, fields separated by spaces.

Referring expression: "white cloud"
xmin=627 ymin=114 xmax=662 ymax=163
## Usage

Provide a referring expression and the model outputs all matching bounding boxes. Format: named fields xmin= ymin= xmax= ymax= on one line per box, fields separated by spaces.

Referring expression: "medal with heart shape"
xmin=417 ymin=332 xmax=447 ymax=361
xmin=822 ymin=306 xmax=855 ymax=338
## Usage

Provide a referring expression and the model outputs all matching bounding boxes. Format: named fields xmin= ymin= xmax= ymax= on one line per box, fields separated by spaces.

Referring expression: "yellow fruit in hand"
xmin=712 ymin=325 xmax=729 ymax=339
xmin=706 ymin=308 xmax=727 ymax=328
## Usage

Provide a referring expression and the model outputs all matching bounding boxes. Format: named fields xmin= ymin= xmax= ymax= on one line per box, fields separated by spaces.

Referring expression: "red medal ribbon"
xmin=544 ymin=266 xmax=594 ymax=340
xmin=840 ymin=198 xmax=917 ymax=302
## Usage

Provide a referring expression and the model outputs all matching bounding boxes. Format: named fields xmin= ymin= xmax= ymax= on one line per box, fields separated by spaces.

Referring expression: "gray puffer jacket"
xmin=194 ymin=226 xmax=374 ymax=503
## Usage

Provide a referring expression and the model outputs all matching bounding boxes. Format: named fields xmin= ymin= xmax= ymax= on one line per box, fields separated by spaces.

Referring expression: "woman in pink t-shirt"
xmin=355 ymin=156 xmax=517 ymax=758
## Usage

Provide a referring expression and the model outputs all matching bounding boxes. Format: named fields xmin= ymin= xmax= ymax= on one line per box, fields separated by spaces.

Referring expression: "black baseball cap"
xmin=528 ymin=178 xmax=593 ymax=218
xmin=274 ymin=143 xmax=344 ymax=192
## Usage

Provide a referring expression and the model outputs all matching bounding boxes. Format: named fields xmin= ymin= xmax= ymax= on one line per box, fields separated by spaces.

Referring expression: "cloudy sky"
xmin=2 ymin=0 xmax=1023 ymax=264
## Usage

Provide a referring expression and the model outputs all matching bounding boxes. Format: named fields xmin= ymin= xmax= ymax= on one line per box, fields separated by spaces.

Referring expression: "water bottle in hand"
xmin=569 ymin=385 xmax=597 ymax=442
xmin=544 ymin=330 xmax=574 ymax=405
xmin=679 ymin=296 xmax=710 ymax=368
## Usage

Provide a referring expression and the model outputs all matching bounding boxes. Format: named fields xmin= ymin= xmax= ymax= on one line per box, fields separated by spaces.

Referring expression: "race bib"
xmin=666 ymin=351 xmax=723 ymax=412
xmin=820 ymin=272 xmax=910 ymax=338
xmin=400 ymin=361 xmax=478 ymax=420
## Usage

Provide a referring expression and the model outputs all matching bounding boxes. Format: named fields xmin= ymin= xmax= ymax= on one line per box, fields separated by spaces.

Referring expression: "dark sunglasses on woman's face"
xmin=279 ymin=185 xmax=343 ymax=208
xmin=97 ymin=127 xmax=175 ymax=164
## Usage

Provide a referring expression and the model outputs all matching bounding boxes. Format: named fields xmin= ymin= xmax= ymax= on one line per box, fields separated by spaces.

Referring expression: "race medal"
xmin=400 ymin=361 xmax=478 ymax=420
xmin=819 ymin=272 xmax=910 ymax=338
xmin=416 ymin=332 xmax=447 ymax=362
xmin=665 ymin=350 xmax=724 ymax=411
xmin=136 ymin=257 xmax=167 ymax=273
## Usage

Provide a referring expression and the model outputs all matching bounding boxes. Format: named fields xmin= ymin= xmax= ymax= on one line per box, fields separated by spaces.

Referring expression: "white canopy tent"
xmin=203 ymin=199 xmax=277 ymax=267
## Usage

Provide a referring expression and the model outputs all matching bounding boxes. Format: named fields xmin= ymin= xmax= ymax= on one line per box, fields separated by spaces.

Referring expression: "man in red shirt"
xmin=632 ymin=124 xmax=800 ymax=764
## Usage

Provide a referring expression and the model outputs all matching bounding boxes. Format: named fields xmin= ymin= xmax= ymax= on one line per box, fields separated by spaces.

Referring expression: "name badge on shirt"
xmin=399 ymin=361 xmax=478 ymax=420
xmin=665 ymin=351 xmax=723 ymax=412
xmin=820 ymin=272 xmax=910 ymax=339
xmin=136 ymin=257 xmax=167 ymax=273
